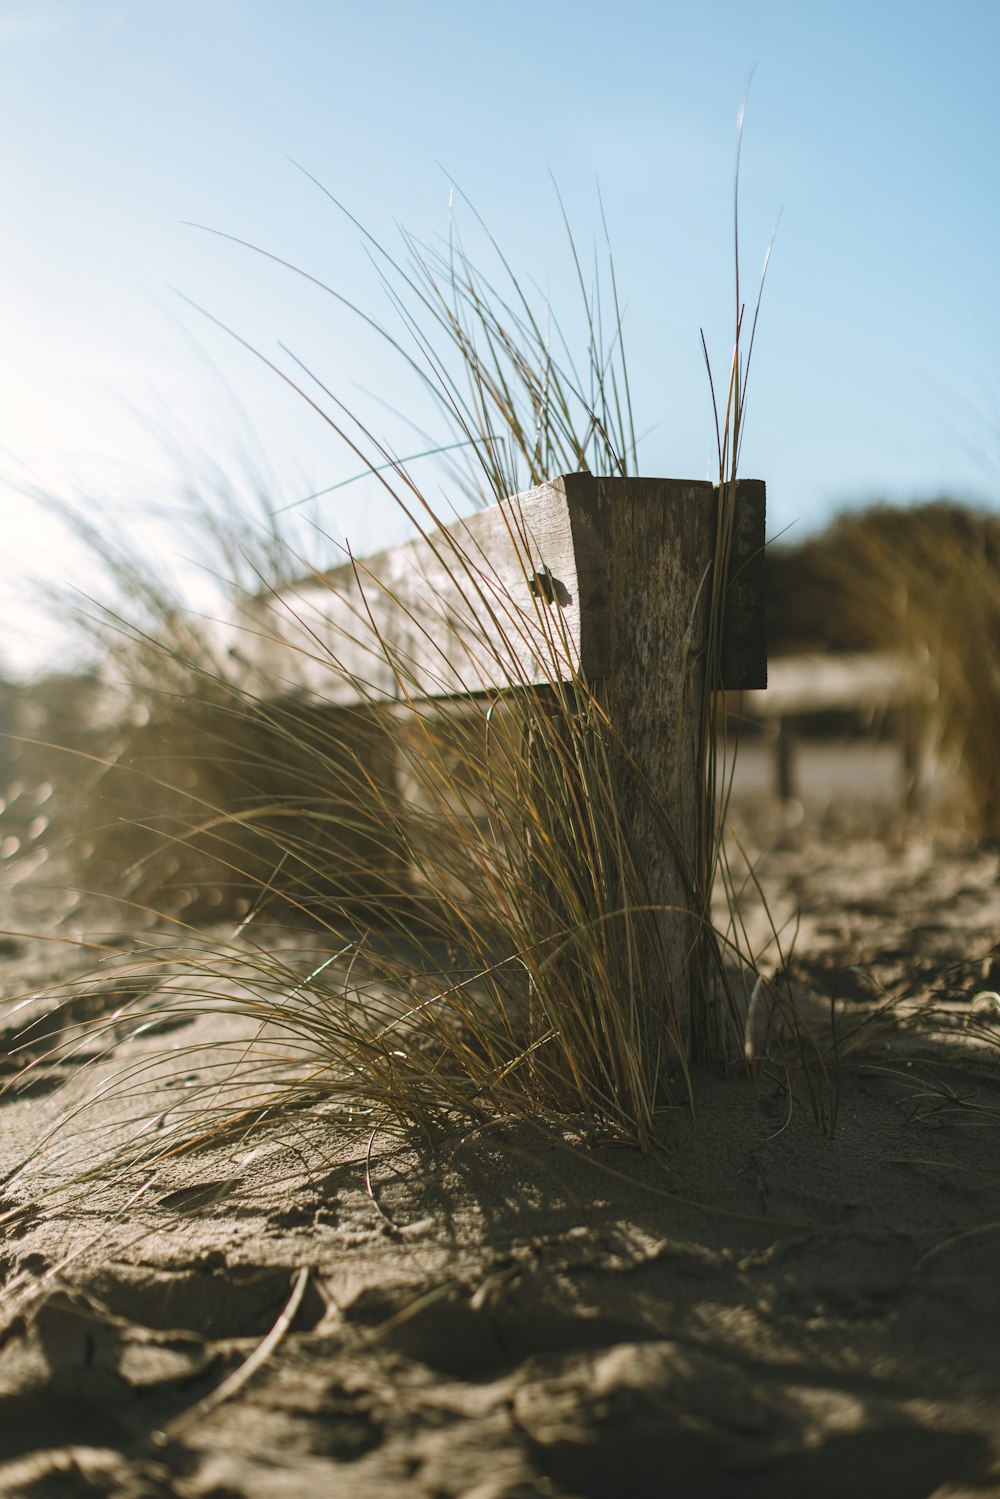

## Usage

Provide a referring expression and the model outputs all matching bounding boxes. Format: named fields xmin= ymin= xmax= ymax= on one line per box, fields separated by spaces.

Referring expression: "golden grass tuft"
xmin=3 ymin=160 xmax=819 ymax=1187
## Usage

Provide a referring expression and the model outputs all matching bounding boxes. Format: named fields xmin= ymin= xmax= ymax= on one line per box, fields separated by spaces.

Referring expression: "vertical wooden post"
xmin=773 ymin=718 xmax=797 ymax=803
xmin=543 ymin=475 xmax=766 ymax=1058
xmin=520 ymin=681 xmax=583 ymax=1078
xmin=900 ymin=701 xmax=929 ymax=811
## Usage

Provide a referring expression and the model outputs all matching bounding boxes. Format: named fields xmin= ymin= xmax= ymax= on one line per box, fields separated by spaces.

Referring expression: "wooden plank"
xmin=226 ymin=476 xmax=603 ymax=705
xmin=733 ymin=652 xmax=934 ymax=719
xmin=721 ymin=478 xmax=767 ymax=690
xmin=226 ymin=475 xmax=766 ymax=704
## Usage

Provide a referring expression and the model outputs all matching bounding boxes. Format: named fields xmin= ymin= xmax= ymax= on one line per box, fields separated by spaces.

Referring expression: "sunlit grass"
xmin=2 ymin=148 xmax=836 ymax=1191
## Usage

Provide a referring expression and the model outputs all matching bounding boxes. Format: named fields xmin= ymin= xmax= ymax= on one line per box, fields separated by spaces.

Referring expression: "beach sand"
xmin=2 ymin=743 xmax=1000 ymax=1497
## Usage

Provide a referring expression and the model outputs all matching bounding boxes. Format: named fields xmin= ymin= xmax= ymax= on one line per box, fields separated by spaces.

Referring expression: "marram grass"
xmin=14 ymin=515 xmax=714 ymax=1163
xmin=2 ymin=170 xmax=832 ymax=1191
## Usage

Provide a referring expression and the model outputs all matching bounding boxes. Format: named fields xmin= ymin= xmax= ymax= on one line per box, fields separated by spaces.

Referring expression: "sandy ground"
xmin=2 ymin=741 xmax=1000 ymax=1498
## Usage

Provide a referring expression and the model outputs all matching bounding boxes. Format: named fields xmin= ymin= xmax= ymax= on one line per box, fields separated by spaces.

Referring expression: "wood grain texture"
xmin=226 ymin=478 xmax=606 ymax=705
xmin=226 ymin=475 xmax=764 ymax=704
xmin=589 ymin=476 xmax=717 ymax=1038
xmin=721 ymin=479 xmax=767 ymax=690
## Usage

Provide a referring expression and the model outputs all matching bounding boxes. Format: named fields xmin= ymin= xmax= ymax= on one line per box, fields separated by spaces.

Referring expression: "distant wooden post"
xmin=773 ymin=719 xmax=797 ymax=803
xmin=227 ymin=474 xmax=766 ymax=1048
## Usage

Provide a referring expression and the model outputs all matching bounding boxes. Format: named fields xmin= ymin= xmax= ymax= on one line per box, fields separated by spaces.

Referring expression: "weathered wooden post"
xmin=229 ymin=474 xmax=766 ymax=1048
xmin=575 ymin=476 xmax=765 ymax=1052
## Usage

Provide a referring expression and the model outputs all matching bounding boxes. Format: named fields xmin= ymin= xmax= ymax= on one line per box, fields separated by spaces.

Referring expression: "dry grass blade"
xmin=155 ymin=1266 xmax=311 ymax=1441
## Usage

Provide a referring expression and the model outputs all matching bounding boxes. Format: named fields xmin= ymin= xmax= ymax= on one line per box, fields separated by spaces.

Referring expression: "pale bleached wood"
xmin=225 ymin=477 xmax=608 ymax=705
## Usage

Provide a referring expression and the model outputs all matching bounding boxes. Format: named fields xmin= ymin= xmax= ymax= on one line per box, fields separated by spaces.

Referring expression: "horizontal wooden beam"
xmin=225 ymin=475 xmax=766 ymax=704
xmin=731 ymin=651 xmax=934 ymax=719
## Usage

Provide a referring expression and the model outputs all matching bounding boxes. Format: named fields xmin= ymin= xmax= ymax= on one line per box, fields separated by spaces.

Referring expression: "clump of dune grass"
xmin=767 ymin=500 xmax=1000 ymax=836
xmin=3 ymin=150 xmax=822 ymax=1191
xmin=9 ymin=483 xmax=402 ymax=926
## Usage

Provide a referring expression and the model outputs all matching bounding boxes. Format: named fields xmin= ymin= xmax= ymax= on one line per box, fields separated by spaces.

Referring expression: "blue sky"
xmin=2 ymin=0 xmax=999 ymax=669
